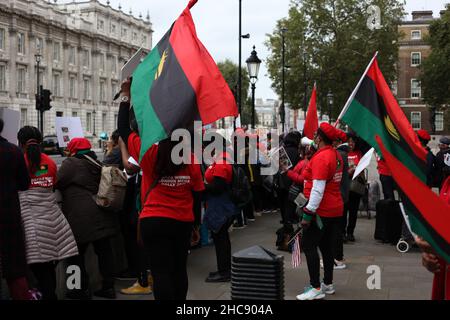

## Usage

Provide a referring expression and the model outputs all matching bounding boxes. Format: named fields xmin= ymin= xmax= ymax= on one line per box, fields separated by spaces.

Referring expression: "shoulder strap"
xmin=83 ymin=154 xmax=103 ymax=169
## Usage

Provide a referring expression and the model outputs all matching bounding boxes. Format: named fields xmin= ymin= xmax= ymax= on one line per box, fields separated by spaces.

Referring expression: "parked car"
xmin=42 ymin=135 xmax=65 ymax=156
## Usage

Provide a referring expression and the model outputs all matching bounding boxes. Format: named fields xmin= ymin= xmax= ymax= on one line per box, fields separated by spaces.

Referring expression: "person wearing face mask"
xmin=296 ymin=123 xmax=344 ymax=301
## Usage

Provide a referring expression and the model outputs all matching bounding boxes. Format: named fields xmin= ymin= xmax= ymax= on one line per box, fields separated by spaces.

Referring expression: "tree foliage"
xmin=217 ymin=59 xmax=254 ymax=126
xmin=265 ymin=0 xmax=405 ymax=120
xmin=420 ymin=5 xmax=450 ymax=111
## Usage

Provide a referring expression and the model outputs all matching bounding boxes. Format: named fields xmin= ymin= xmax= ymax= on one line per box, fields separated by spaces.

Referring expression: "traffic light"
xmin=41 ymin=89 xmax=52 ymax=111
xmin=35 ymin=93 xmax=42 ymax=111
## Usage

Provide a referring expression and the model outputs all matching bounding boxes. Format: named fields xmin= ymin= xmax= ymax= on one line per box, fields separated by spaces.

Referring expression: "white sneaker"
xmin=296 ymin=286 xmax=325 ymax=301
xmin=321 ymin=282 xmax=336 ymax=295
xmin=334 ymin=259 xmax=347 ymax=270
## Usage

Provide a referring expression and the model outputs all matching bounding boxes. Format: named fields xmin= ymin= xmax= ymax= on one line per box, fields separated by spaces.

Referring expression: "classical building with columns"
xmin=0 ymin=0 xmax=152 ymax=138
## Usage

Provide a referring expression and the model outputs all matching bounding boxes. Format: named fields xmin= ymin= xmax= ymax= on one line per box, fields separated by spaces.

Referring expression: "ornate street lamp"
xmin=246 ymin=46 xmax=261 ymax=129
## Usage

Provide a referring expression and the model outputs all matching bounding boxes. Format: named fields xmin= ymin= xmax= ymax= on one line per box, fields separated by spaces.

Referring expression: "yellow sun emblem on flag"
xmin=155 ymin=49 xmax=168 ymax=80
xmin=384 ymin=115 xmax=400 ymax=141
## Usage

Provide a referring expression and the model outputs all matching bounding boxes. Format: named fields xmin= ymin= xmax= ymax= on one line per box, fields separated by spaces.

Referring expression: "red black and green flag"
xmin=377 ymin=136 xmax=450 ymax=263
xmin=337 ymin=53 xmax=428 ymax=182
xmin=131 ymin=0 xmax=238 ymax=160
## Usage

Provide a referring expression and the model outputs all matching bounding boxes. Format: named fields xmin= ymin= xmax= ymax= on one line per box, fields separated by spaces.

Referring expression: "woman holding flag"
xmin=296 ymin=123 xmax=344 ymax=301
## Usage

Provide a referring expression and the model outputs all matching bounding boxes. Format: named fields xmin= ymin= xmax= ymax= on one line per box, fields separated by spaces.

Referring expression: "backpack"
xmin=229 ymin=164 xmax=252 ymax=208
xmin=84 ymin=155 xmax=128 ymax=212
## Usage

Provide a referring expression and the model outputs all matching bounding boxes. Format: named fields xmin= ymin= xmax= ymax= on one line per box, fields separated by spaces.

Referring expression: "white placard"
xmin=0 ymin=108 xmax=20 ymax=145
xmin=55 ymin=117 xmax=84 ymax=148
xmin=121 ymin=47 xmax=146 ymax=81
xmin=352 ymin=148 xmax=375 ymax=180
xmin=235 ymin=115 xmax=242 ymax=128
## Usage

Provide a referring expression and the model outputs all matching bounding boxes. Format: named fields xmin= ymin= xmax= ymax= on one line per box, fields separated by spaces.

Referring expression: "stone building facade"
xmin=397 ymin=10 xmax=448 ymax=135
xmin=0 ymin=0 xmax=152 ymax=138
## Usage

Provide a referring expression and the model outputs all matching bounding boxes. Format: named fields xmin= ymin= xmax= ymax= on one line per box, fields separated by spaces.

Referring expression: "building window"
xmin=97 ymin=19 xmax=104 ymax=31
xmin=100 ymin=80 xmax=106 ymax=102
xmin=411 ymin=79 xmax=421 ymax=98
xmin=52 ymin=73 xmax=61 ymax=97
xmin=411 ymin=112 xmax=421 ymax=130
xmin=83 ymin=50 xmax=90 ymax=68
xmin=435 ymin=112 xmax=444 ymax=132
xmin=0 ymin=28 xmax=5 ymax=50
xmin=133 ymin=32 xmax=138 ymax=41
xmin=17 ymin=67 xmax=26 ymax=93
xmin=53 ymin=42 xmax=60 ymax=61
xmin=411 ymin=30 xmax=421 ymax=40
xmin=0 ymin=65 xmax=5 ymax=91
xmin=411 ymin=52 xmax=421 ymax=66
xmin=111 ymin=56 xmax=117 ymax=73
xmin=111 ymin=23 xmax=116 ymax=34
xmin=83 ymin=79 xmax=90 ymax=100
xmin=17 ymin=33 xmax=25 ymax=54
xmin=69 ymin=76 xmax=76 ymax=98
xmin=69 ymin=46 xmax=76 ymax=65
xmin=36 ymin=37 xmax=43 ymax=54
xmin=56 ymin=111 xmax=63 ymax=118
xmin=86 ymin=112 xmax=92 ymax=132
xmin=100 ymin=54 xmax=105 ymax=71
xmin=122 ymin=28 xmax=127 ymax=38
xmin=20 ymin=108 xmax=27 ymax=128
xmin=72 ymin=111 xmax=78 ymax=118
xmin=102 ymin=112 xmax=107 ymax=132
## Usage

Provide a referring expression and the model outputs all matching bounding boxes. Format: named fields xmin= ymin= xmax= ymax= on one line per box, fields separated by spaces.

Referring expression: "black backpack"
xmin=230 ymin=165 xmax=252 ymax=208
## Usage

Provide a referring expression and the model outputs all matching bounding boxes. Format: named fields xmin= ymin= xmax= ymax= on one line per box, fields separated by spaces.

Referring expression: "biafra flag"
xmin=339 ymin=54 xmax=428 ymax=182
xmin=131 ymin=0 xmax=238 ymax=160
xmin=377 ymin=136 xmax=450 ymax=263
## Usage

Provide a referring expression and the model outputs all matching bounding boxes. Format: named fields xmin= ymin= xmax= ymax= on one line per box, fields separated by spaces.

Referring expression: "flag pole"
xmin=334 ymin=51 xmax=378 ymax=127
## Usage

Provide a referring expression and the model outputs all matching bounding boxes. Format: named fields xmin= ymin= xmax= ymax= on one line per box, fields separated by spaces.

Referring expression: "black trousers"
xmin=67 ymin=237 xmax=115 ymax=291
xmin=278 ymin=189 xmax=298 ymax=226
xmin=29 ymin=262 xmax=58 ymax=300
xmin=252 ymin=185 xmax=264 ymax=212
xmin=380 ymin=175 xmax=396 ymax=200
xmin=343 ymin=191 xmax=361 ymax=236
xmin=140 ymin=217 xmax=192 ymax=301
xmin=211 ymin=219 xmax=234 ymax=274
xmin=335 ymin=204 xmax=347 ymax=261
xmin=302 ymin=217 xmax=341 ymax=288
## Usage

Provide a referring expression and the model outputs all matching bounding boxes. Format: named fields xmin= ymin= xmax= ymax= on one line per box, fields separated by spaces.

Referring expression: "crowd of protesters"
xmin=1 ymin=84 xmax=449 ymax=300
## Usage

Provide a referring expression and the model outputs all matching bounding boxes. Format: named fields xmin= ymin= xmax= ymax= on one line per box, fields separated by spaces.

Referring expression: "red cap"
xmin=319 ymin=123 xmax=339 ymax=141
xmin=336 ymin=129 xmax=348 ymax=143
xmin=417 ymin=129 xmax=431 ymax=142
xmin=67 ymin=138 xmax=92 ymax=155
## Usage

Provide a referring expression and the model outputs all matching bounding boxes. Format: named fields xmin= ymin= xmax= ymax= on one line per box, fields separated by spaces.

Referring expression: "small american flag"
xmin=291 ymin=233 xmax=302 ymax=269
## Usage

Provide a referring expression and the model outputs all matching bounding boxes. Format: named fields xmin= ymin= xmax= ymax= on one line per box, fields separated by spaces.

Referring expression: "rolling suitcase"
xmin=375 ymin=200 xmax=403 ymax=244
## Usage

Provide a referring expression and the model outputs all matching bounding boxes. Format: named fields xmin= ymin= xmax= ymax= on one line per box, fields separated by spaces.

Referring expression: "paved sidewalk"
xmin=114 ymin=210 xmax=433 ymax=301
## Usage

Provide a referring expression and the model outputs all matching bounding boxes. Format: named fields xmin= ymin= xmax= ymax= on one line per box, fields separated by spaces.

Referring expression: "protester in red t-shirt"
xmin=296 ymin=123 xmax=344 ymax=301
xmin=17 ymin=126 xmax=78 ymax=300
xmin=203 ymin=143 xmax=238 ymax=283
xmin=343 ymin=134 xmax=364 ymax=242
xmin=139 ymin=138 xmax=205 ymax=300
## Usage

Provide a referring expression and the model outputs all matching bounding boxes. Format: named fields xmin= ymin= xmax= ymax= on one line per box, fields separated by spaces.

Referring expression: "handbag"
xmin=288 ymin=184 xmax=301 ymax=202
xmin=350 ymin=173 xmax=367 ymax=196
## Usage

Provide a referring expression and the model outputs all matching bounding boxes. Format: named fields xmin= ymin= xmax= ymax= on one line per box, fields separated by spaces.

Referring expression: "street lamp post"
xmin=35 ymin=53 xmax=42 ymax=132
xmin=327 ymin=91 xmax=334 ymax=124
xmin=93 ymin=109 xmax=97 ymax=137
xmin=246 ymin=46 xmax=261 ymax=130
xmin=238 ymin=0 xmax=250 ymax=126
xmin=280 ymin=28 xmax=287 ymax=132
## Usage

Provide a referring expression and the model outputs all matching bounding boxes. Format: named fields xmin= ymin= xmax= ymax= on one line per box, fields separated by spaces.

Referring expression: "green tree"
xmin=266 ymin=0 xmax=405 ymax=120
xmin=420 ymin=5 xmax=450 ymax=132
xmin=217 ymin=59 xmax=254 ymax=126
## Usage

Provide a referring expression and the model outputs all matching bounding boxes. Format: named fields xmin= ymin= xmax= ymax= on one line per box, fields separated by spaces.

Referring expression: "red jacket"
xmin=286 ymin=159 xmax=309 ymax=185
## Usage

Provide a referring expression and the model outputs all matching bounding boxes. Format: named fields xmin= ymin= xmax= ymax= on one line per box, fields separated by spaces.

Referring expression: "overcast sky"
xmin=84 ymin=0 xmax=448 ymax=100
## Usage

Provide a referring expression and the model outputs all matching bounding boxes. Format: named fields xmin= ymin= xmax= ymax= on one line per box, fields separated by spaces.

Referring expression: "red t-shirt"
xmin=128 ymin=132 xmax=141 ymax=163
xmin=377 ymin=158 xmax=391 ymax=176
xmin=25 ymin=153 xmax=57 ymax=188
xmin=205 ymin=152 xmax=233 ymax=184
xmin=348 ymin=151 xmax=362 ymax=169
xmin=303 ymin=146 xmax=344 ymax=218
xmin=139 ymin=145 xmax=205 ymax=222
